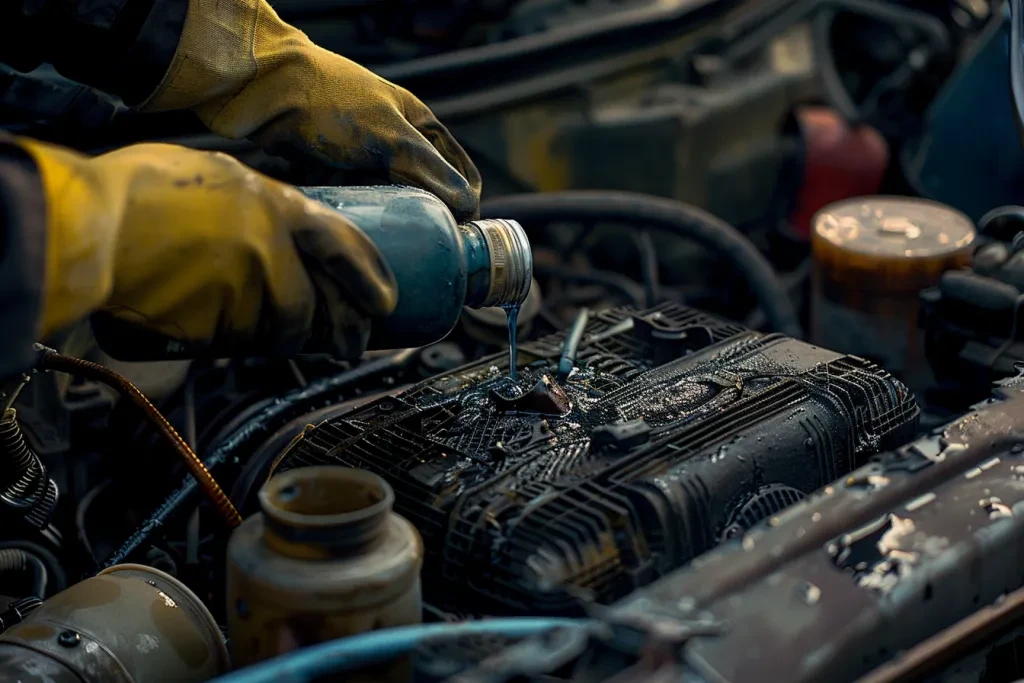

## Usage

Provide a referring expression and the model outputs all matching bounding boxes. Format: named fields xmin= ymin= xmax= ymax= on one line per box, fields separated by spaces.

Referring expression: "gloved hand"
xmin=19 ymin=138 xmax=397 ymax=359
xmin=143 ymin=0 xmax=481 ymax=220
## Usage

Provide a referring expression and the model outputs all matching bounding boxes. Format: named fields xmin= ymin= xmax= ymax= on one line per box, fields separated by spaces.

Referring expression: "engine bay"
xmin=5 ymin=1 xmax=1024 ymax=682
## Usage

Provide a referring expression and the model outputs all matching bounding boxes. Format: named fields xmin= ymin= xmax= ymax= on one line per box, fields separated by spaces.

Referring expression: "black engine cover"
xmin=273 ymin=303 xmax=919 ymax=614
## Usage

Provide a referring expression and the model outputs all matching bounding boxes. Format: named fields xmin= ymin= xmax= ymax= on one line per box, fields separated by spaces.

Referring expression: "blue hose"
xmin=212 ymin=618 xmax=588 ymax=683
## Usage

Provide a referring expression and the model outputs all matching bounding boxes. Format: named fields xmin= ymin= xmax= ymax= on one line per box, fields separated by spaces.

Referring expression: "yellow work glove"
xmin=20 ymin=138 xmax=397 ymax=360
xmin=143 ymin=0 xmax=481 ymax=220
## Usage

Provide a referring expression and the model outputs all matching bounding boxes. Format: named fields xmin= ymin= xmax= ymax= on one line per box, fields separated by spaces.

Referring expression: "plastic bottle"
xmin=90 ymin=186 xmax=532 ymax=359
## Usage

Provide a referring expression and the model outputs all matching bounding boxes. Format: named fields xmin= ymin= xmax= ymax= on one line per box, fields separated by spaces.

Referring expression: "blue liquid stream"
xmin=503 ymin=304 xmax=520 ymax=380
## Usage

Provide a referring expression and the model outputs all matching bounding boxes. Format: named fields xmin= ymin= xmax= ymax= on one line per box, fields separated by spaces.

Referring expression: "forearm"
xmin=0 ymin=135 xmax=47 ymax=377
xmin=0 ymin=0 xmax=188 ymax=106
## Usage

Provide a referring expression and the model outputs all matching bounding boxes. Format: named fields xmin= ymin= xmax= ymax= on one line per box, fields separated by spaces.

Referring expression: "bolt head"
xmin=57 ymin=630 xmax=81 ymax=648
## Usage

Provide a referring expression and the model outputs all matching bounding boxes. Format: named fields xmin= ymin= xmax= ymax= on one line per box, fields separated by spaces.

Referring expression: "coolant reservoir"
xmin=811 ymin=196 xmax=975 ymax=394
xmin=226 ymin=466 xmax=423 ymax=679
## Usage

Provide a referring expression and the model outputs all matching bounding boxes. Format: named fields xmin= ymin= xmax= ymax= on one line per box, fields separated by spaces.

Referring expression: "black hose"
xmin=0 ymin=548 xmax=47 ymax=598
xmin=375 ymin=0 xmax=722 ymax=88
xmin=812 ymin=8 xmax=858 ymax=123
xmin=1011 ymin=0 xmax=1024 ymax=145
xmin=533 ymin=265 xmax=646 ymax=308
xmin=76 ymin=480 xmax=110 ymax=571
xmin=634 ymin=230 xmax=661 ymax=307
xmin=481 ymin=191 xmax=802 ymax=337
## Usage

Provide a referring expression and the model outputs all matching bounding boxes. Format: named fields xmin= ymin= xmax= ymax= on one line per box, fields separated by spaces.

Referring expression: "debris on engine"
xmin=270 ymin=303 xmax=919 ymax=615
xmin=511 ymin=371 xmax=1024 ymax=683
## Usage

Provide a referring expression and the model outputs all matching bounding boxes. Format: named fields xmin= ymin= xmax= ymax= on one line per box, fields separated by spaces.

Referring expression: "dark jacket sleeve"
xmin=0 ymin=133 xmax=46 ymax=377
xmin=0 ymin=0 xmax=188 ymax=106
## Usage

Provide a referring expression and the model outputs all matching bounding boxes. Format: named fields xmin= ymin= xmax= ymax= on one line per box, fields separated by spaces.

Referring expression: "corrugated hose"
xmin=0 ymin=548 xmax=47 ymax=598
xmin=36 ymin=349 xmax=242 ymax=528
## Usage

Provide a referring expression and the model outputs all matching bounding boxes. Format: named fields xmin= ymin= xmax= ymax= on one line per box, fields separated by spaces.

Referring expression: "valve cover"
xmin=272 ymin=303 xmax=920 ymax=614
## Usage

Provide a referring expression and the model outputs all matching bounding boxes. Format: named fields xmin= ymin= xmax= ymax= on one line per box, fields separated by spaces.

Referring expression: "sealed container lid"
xmin=813 ymin=196 xmax=975 ymax=260
xmin=812 ymin=196 xmax=975 ymax=292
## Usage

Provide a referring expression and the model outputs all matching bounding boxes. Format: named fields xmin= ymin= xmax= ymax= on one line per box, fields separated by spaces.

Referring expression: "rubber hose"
xmin=209 ymin=618 xmax=589 ymax=683
xmin=534 ymin=264 xmax=645 ymax=308
xmin=1011 ymin=0 xmax=1024 ymax=146
xmin=0 ymin=548 xmax=47 ymax=598
xmin=481 ymin=191 xmax=802 ymax=337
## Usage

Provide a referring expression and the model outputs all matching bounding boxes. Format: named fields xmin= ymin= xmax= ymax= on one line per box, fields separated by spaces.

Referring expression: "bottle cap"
xmin=466 ymin=219 xmax=533 ymax=308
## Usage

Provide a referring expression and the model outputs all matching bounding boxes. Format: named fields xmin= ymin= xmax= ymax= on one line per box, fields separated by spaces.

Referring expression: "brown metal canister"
xmin=227 ymin=466 xmax=423 ymax=678
xmin=0 ymin=564 xmax=229 ymax=683
xmin=811 ymin=196 xmax=975 ymax=395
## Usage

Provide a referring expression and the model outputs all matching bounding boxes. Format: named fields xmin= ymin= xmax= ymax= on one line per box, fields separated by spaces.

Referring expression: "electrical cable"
xmin=482 ymin=191 xmax=802 ymax=338
xmin=184 ymin=371 xmax=202 ymax=566
xmin=634 ymin=230 xmax=660 ymax=308
xmin=105 ymin=349 xmax=418 ymax=566
xmin=286 ymin=359 xmax=308 ymax=388
xmin=75 ymin=480 xmax=110 ymax=571
xmin=209 ymin=618 xmax=590 ymax=683
xmin=989 ymin=293 xmax=1024 ymax=366
xmin=36 ymin=349 xmax=242 ymax=528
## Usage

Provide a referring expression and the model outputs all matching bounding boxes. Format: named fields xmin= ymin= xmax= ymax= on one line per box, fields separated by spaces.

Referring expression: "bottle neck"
xmin=258 ymin=466 xmax=394 ymax=559
xmin=461 ymin=219 xmax=533 ymax=309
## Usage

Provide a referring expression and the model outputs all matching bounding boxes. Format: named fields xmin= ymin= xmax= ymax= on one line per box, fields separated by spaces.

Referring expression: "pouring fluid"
xmin=504 ymin=304 xmax=521 ymax=380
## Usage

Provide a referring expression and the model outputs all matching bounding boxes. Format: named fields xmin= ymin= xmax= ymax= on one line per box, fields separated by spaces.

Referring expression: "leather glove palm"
xmin=144 ymin=0 xmax=481 ymax=220
xmin=20 ymin=138 xmax=396 ymax=359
